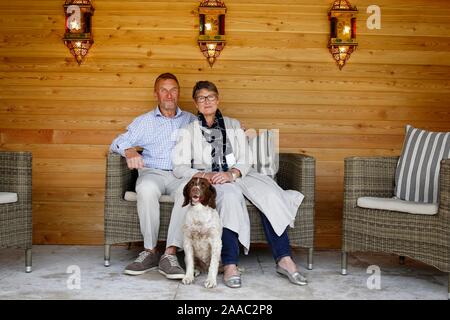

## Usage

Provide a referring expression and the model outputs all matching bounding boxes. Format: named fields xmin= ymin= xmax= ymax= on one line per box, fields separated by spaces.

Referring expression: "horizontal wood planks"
xmin=1 ymin=0 xmax=450 ymax=248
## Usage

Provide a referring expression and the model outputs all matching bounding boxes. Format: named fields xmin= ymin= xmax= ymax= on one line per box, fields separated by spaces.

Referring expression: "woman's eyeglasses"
xmin=195 ymin=94 xmax=217 ymax=103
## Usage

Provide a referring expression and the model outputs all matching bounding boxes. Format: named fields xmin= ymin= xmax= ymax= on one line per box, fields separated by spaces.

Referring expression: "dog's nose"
xmin=191 ymin=185 xmax=201 ymax=195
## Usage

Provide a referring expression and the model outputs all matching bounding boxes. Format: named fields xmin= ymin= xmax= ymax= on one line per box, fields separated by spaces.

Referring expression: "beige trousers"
xmin=136 ymin=168 xmax=188 ymax=250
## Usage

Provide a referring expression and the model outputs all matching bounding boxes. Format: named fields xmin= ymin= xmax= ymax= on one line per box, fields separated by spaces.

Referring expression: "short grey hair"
xmin=192 ymin=81 xmax=219 ymax=99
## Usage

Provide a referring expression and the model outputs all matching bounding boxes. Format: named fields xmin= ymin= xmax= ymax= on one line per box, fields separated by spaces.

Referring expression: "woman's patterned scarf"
xmin=198 ymin=109 xmax=233 ymax=172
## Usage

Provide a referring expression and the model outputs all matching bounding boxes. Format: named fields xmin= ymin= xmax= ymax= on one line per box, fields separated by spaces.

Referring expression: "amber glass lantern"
xmin=63 ymin=0 xmax=94 ymax=65
xmin=198 ymin=0 xmax=226 ymax=67
xmin=328 ymin=0 xmax=358 ymax=69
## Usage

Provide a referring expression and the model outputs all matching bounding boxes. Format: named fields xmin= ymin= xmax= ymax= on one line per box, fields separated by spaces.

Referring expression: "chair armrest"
xmin=278 ymin=153 xmax=315 ymax=200
xmin=0 ymin=151 xmax=32 ymax=205
xmin=439 ymin=159 xmax=450 ymax=221
xmin=277 ymin=153 xmax=315 ymax=248
xmin=105 ymin=152 xmax=135 ymax=202
xmin=344 ymin=156 xmax=399 ymax=208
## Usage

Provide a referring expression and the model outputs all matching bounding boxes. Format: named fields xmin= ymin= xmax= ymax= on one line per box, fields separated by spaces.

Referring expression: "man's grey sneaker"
xmin=158 ymin=254 xmax=185 ymax=280
xmin=124 ymin=250 xmax=159 ymax=275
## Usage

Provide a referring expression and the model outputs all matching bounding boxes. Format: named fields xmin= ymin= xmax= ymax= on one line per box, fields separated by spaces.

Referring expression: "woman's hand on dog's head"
xmin=210 ymin=172 xmax=233 ymax=185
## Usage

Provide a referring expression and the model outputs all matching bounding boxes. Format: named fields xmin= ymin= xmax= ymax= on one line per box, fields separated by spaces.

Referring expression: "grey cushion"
xmin=395 ymin=125 xmax=450 ymax=203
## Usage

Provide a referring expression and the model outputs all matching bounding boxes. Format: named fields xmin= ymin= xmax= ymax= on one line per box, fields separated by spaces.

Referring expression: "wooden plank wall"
xmin=1 ymin=0 xmax=449 ymax=248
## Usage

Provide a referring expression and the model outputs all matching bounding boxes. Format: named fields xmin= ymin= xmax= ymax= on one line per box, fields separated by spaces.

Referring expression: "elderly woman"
xmin=170 ymin=81 xmax=307 ymax=288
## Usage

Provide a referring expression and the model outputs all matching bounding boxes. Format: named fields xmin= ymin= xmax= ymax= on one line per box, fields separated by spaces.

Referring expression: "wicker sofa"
xmin=341 ymin=156 xmax=450 ymax=299
xmin=104 ymin=152 xmax=315 ymax=268
xmin=0 ymin=151 xmax=32 ymax=272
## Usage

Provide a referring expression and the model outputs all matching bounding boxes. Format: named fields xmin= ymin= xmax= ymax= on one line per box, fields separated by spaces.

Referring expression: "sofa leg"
xmin=25 ymin=248 xmax=32 ymax=273
xmin=341 ymin=251 xmax=347 ymax=275
xmin=399 ymin=256 xmax=405 ymax=265
xmin=104 ymin=244 xmax=111 ymax=267
xmin=307 ymin=248 xmax=313 ymax=270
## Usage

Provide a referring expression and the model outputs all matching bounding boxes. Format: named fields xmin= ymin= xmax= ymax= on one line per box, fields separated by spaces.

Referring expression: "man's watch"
xmin=231 ymin=171 xmax=239 ymax=181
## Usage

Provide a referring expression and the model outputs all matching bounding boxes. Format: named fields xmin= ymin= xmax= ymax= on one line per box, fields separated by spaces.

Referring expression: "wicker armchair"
xmin=0 ymin=151 xmax=32 ymax=272
xmin=341 ymin=156 xmax=450 ymax=299
xmin=104 ymin=152 xmax=315 ymax=268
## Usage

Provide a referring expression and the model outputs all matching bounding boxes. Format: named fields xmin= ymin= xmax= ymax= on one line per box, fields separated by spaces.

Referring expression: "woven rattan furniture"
xmin=0 ymin=151 xmax=32 ymax=272
xmin=341 ymin=156 xmax=450 ymax=299
xmin=104 ymin=152 xmax=315 ymax=268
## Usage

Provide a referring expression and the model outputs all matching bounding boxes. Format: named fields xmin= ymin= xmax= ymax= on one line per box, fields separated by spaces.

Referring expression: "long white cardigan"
xmin=172 ymin=117 xmax=304 ymax=251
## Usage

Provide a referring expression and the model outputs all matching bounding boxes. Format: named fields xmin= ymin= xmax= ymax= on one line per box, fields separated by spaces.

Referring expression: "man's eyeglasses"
xmin=195 ymin=94 xmax=217 ymax=103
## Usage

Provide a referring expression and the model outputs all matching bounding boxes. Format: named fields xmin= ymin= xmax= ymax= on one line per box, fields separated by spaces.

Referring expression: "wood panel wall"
xmin=1 ymin=0 xmax=449 ymax=248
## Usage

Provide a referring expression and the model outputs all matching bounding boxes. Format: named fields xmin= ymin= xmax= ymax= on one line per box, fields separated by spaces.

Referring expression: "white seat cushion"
xmin=357 ymin=196 xmax=438 ymax=215
xmin=124 ymin=191 xmax=138 ymax=202
xmin=0 ymin=192 xmax=18 ymax=204
xmin=124 ymin=192 xmax=176 ymax=203
xmin=124 ymin=191 xmax=253 ymax=205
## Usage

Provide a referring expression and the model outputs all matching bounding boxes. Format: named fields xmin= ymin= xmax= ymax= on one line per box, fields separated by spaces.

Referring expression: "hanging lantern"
xmin=198 ymin=0 xmax=226 ymax=67
xmin=63 ymin=0 xmax=94 ymax=65
xmin=328 ymin=0 xmax=358 ymax=69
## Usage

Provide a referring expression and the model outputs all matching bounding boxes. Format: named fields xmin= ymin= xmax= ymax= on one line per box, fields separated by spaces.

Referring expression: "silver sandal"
xmin=276 ymin=265 xmax=308 ymax=286
xmin=224 ymin=274 xmax=241 ymax=288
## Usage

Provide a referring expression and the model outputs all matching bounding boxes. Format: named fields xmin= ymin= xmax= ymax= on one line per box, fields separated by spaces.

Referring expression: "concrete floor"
xmin=0 ymin=245 xmax=447 ymax=300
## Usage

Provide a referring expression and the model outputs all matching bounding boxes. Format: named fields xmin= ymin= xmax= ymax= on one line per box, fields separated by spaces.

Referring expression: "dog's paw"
xmin=204 ymin=277 xmax=217 ymax=288
xmin=182 ymin=275 xmax=194 ymax=285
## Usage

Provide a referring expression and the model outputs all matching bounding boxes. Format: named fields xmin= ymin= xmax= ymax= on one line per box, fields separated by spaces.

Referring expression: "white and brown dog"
xmin=181 ymin=177 xmax=222 ymax=288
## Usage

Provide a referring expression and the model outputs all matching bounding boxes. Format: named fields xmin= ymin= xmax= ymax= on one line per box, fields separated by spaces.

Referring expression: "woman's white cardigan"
xmin=172 ymin=117 xmax=252 ymax=179
xmin=172 ymin=117 xmax=304 ymax=251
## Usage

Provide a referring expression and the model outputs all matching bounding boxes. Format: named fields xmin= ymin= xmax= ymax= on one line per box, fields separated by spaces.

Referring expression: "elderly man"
xmin=110 ymin=73 xmax=196 ymax=279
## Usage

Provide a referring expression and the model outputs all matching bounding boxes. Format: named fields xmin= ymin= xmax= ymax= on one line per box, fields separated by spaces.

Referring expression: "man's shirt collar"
xmin=155 ymin=106 xmax=182 ymax=118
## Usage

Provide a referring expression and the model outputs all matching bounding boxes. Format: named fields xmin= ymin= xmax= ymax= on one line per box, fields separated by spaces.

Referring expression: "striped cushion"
xmin=395 ymin=125 xmax=450 ymax=203
xmin=247 ymin=129 xmax=279 ymax=178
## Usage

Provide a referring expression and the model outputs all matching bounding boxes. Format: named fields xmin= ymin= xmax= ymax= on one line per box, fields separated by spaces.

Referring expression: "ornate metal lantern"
xmin=198 ymin=0 xmax=227 ymax=67
xmin=328 ymin=0 xmax=358 ymax=69
xmin=63 ymin=0 xmax=94 ymax=65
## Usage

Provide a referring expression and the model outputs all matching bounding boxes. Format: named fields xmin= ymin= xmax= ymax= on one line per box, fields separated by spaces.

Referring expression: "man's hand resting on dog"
xmin=125 ymin=148 xmax=144 ymax=169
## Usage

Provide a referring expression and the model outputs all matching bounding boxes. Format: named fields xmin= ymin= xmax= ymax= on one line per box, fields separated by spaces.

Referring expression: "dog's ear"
xmin=182 ymin=181 xmax=191 ymax=207
xmin=207 ymin=184 xmax=217 ymax=209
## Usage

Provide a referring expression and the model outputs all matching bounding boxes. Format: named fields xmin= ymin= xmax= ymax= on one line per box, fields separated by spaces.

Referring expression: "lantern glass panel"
xmin=336 ymin=13 xmax=352 ymax=41
xmin=205 ymin=15 xmax=219 ymax=36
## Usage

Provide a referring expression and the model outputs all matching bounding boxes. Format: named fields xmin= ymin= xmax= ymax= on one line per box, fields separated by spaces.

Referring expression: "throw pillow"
xmin=395 ymin=125 xmax=450 ymax=203
xmin=247 ymin=129 xmax=279 ymax=178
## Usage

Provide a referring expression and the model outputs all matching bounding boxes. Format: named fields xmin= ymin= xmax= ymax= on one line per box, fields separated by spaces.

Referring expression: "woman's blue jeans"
xmin=221 ymin=212 xmax=292 ymax=265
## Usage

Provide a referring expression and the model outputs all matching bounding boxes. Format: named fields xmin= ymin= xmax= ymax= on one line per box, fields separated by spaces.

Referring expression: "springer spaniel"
xmin=181 ymin=177 xmax=222 ymax=288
